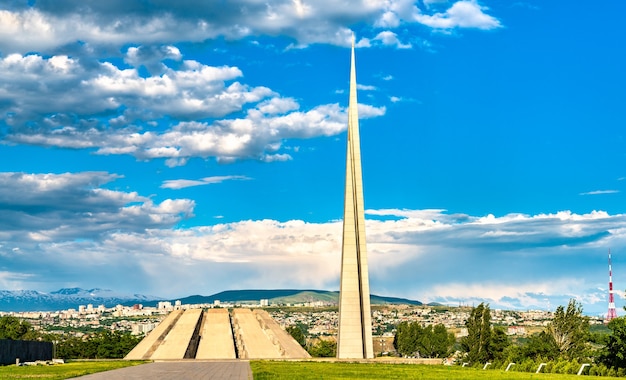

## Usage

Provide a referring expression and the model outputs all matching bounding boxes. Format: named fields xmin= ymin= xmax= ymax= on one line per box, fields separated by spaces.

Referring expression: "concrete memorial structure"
xmin=151 ymin=308 xmax=202 ymax=360
xmin=125 ymin=309 xmax=184 ymax=360
xmin=124 ymin=308 xmax=309 ymax=360
xmin=196 ymin=309 xmax=236 ymax=359
xmin=336 ymin=38 xmax=375 ymax=359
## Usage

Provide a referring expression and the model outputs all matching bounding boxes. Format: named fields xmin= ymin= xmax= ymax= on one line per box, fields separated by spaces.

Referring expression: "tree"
xmin=461 ymin=303 xmax=493 ymax=364
xmin=393 ymin=321 xmax=454 ymax=358
xmin=488 ymin=326 xmax=510 ymax=362
xmin=393 ymin=321 xmax=419 ymax=356
xmin=55 ymin=336 xmax=85 ymax=359
xmin=599 ymin=317 xmax=626 ymax=370
xmin=520 ymin=331 xmax=559 ymax=361
xmin=0 ymin=316 xmax=38 ymax=340
xmin=546 ymin=299 xmax=589 ymax=359
xmin=286 ymin=325 xmax=306 ymax=348
xmin=54 ymin=331 xmax=141 ymax=359
xmin=308 ymin=339 xmax=336 ymax=357
xmin=422 ymin=324 xmax=455 ymax=358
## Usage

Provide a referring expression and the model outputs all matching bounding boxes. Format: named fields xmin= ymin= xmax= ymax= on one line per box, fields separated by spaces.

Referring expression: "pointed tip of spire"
xmin=351 ymin=33 xmax=356 ymax=49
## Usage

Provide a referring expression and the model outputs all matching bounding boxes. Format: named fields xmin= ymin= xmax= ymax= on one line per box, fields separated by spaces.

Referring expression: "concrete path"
xmin=76 ymin=361 xmax=253 ymax=380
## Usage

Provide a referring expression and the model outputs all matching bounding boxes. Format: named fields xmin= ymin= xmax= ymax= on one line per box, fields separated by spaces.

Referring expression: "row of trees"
xmin=54 ymin=330 xmax=141 ymax=359
xmin=387 ymin=299 xmax=626 ymax=375
xmin=460 ymin=300 xmax=591 ymax=366
xmin=285 ymin=299 xmax=610 ymax=367
xmin=0 ymin=316 xmax=141 ymax=359
xmin=459 ymin=300 xmax=626 ymax=375
xmin=390 ymin=301 xmax=600 ymax=365
xmin=394 ymin=322 xmax=455 ymax=358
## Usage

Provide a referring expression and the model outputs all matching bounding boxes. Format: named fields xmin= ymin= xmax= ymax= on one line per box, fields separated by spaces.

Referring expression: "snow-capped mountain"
xmin=0 ymin=288 xmax=163 ymax=312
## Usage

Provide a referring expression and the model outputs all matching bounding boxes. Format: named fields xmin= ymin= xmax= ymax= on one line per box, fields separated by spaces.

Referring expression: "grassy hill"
xmin=164 ymin=289 xmax=422 ymax=307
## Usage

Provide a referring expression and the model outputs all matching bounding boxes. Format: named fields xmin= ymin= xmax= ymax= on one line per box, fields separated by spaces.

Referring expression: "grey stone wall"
xmin=0 ymin=339 xmax=53 ymax=365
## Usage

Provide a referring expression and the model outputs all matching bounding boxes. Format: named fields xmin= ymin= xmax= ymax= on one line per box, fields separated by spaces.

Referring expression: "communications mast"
xmin=607 ymin=249 xmax=618 ymax=322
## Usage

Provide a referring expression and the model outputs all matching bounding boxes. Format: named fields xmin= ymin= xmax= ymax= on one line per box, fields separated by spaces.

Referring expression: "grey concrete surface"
xmin=231 ymin=309 xmax=282 ymax=359
xmin=252 ymin=309 xmax=310 ymax=359
xmin=125 ymin=310 xmax=183 ymax=360
xmin=152 ymin=309 xmax=202 ymax=360
xmin=75 ymin=360 xmax=252 ymax=380
xmin=196 ymin=309 xmax=236 ymax=359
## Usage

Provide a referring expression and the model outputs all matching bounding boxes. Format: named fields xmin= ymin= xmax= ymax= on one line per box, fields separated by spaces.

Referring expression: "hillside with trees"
xmin=455 ymin=300 xmax=625 ymax=376
xmin=0 ymin=315 xmax=140 ymax=359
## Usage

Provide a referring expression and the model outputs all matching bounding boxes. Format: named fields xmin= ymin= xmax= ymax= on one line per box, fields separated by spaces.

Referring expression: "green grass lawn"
xmin=0 ymin=361 xmax=145 ymax=379
xmin=1 ymin=360 xmax=621 ymax=380
xmin=250 ymin=361 xmax=620 ymax=380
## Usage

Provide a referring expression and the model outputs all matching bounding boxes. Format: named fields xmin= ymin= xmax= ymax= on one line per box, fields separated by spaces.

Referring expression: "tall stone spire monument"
xmin=337 ymin=37 xmax=374 ymax=359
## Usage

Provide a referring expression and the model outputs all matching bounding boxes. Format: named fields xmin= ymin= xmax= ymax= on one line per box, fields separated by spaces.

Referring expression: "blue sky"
xmin=0 ymin=0 xmax=625 ymax=315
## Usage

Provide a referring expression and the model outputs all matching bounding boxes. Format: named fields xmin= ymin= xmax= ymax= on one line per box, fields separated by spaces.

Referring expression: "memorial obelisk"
xmin=337 ymin=37 xmax=374 ymax=359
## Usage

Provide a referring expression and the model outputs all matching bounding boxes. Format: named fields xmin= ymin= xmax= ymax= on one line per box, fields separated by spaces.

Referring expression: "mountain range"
xmin=0 ymin=288 xmax=159 ymax=312
xmin=143 ymin=289 xmax=423 ymax=308
xmin=0 ymin=288 xmax=422 ymax=312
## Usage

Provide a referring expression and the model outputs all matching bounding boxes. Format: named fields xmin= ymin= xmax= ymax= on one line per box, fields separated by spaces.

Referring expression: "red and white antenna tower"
xmin=607 ymin=249 xmax=618 ymax=322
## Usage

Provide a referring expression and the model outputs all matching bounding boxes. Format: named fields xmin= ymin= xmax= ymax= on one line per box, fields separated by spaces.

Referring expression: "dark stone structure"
xmin=0 ymin=339 xmax=53 ymax=365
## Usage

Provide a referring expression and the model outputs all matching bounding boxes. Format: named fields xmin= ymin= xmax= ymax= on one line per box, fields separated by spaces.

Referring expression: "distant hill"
xmin=0 ymin=288 xmax=422 ymax=312
xmin=141 ymin=289 xmax=422 ymax=307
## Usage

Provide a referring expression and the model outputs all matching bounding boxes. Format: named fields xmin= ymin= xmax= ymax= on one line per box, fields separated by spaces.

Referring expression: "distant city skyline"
xmin=0 ymin=1 xmax=625 ymax=316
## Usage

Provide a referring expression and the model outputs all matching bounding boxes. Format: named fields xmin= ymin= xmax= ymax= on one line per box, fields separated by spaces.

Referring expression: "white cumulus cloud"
xmin=0 ymin=1 xmax=501 ymax=54
xmin=2 ymin=196 xmax=624 ymax=312
xmin=414 ymin=0 xmax=502 ymax=30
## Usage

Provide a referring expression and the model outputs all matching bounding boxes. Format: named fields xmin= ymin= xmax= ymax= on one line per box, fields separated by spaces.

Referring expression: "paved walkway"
xmin=76 ymin=361 xmax=253 ymax=380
